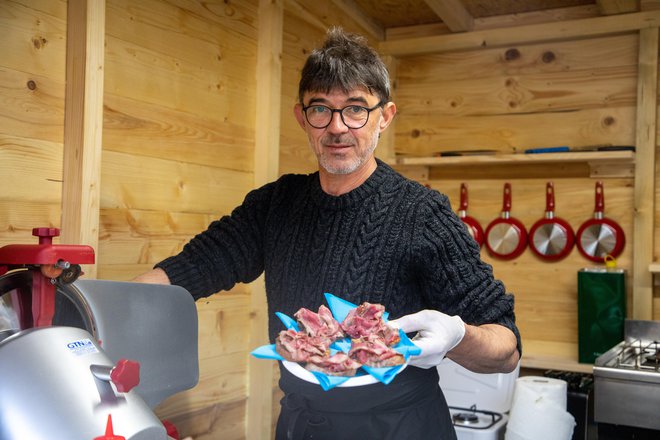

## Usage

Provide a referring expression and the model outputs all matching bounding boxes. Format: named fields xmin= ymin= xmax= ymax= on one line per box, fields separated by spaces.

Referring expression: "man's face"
xmin=294 ymin=88 xmax=396 ymax=175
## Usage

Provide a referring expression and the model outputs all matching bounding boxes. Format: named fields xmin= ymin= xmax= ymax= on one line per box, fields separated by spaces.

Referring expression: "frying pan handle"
xmin=460 ymin=183 xmax=469 ymax=211
xmin=595 ymin=181 xmax=604 ymax=213
xmin=546 ymin=182 xmax=555 ymax=212
xmin=502 ymin=183 xmax=512 ymax=212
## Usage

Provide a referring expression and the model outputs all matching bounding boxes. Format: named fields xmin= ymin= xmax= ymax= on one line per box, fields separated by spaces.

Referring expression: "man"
xmin=135 ymin=27 xmax=520 ymax=439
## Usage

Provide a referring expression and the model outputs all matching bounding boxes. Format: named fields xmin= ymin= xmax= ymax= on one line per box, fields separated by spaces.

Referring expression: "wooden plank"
xmin=396 ymin=151 xmax=635 ymax=166
xmin=394 ymin=107 xmax=636 ymax=156
xmin=96 ymin=263 xmax=154 ymax=281
xmin=61 ymin=0 xmax=105 ymax=278
xmin=284 ymin=0 xmax=328 ymax=32
xmin=423 ymin=0 xmax=474 ymax=32
xmin=156 ymin=351 xmax=248 ymax=418
xmin=642 ymin=0 xmax=660 ymax=11
xmin=106 ymin=0 xmax=258 ymax=68
xmin=331 ymin=0 xmax=385 ymax=40
xmin=278 ymin=13 xmax=318 ymax=175
xmin=96 ymin=207 xmax=210 ymax=279
xmin=396 ymin=34 xmax=639 ymax=83
xmin=522 ymin=340 xmax=593 ymax=373
xmin=597 ymin=0 xmax=639 ymax=14
xmin=0 ymin=0 xmax=67 ymax=77
xmin=0 ymin=135 xmax=63 ymax=203
xmin=159 ymin=398 xmax=246 ymax=440
xmin=0 ymin=201 xmax=61 ymax=246
xmin=100 ymin=150 xmax=252 ymax=215
xmin=196 ymin=292 xmax=253 ymax=358
xmin=103 ymin=93 xmax=254 ymax=172
xmin=426 ymin=162 xmax=591 ymax=180
xmin=0 ymin=67 xmax=65 ymax=144
xmin=379 ymin=10 xmax=660 ymax=56
xmin=248 ymin=1 xmax=283 ymax=438
xmin=104 ymin=34 xmax=256 ymax=123
xmin=375 ymin=55 xmax=397 ymax=162
xmin=397 ymin=65 xmax=637 ymax=117
xmin=633 ymin=27 xmax=658 ymax=320
xmin=98 ymin=235 xmax=187 ymax=265
xmin=100 ymin=207 xmax=216 ymax=237
xmin=103 ymin=0 xmax=260 ymax=122
xmin=386 ymin=5 xmax=601 ymax=40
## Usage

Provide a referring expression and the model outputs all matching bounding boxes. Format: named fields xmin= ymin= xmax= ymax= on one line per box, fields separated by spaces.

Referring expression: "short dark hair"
xmin=298 ymin=27 xmax=391 ymax=104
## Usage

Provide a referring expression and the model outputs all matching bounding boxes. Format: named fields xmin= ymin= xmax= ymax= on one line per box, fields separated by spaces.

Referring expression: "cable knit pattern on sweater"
xmin=156 ymin=160 xmax=521 ymax=351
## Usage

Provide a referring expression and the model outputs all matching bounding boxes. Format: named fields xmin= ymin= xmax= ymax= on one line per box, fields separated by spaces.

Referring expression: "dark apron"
xmin=275 ymin=365 xmax=457 ymax=440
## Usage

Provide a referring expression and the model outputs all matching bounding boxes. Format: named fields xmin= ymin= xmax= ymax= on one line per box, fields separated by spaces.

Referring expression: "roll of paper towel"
xmin=505 ymin=376 xmax=575 ymax=440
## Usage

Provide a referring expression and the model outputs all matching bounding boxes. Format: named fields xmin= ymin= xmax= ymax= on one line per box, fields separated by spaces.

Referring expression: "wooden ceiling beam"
xmin=597 ymin=0 xmax=639 ymax=15
xmin=386 ymin=5 xmax=600 ymax=40
xmin=331 ymin=0 xmax=385 ymax=40
xmin=380 ymin=10 xmax=660 ymax=56
xmin=285 ymin=0 xmax=328 ymax=32
xmin=423 ymin=0 xmax=474 ymax=32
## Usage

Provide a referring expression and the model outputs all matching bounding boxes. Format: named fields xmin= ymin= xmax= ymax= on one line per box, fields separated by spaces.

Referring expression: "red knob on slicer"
xmin=110 ymin=359 xmax=140 ymax=393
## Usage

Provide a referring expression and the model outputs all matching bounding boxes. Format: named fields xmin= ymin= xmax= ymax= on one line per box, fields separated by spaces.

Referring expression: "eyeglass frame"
xmin=301 ymin=101 xmax=385 ymax=129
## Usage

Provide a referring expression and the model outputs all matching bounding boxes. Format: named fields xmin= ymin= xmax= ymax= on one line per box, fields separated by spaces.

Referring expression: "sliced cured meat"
xmin=341 ymin=302 xmax=400 ymax=346
xmin=275 ymin=329 xmax=329 ymax=363
xmin=348 ymin=334 xmax=405 ymax=367
xmin=305 ymin=352 xmax=361 ymax=377
xmin=295 ymin=304 xmax=345 ymax=343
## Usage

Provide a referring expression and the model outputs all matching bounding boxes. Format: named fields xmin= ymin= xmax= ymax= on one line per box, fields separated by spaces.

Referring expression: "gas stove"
xmin=594 ymin=319 xmax=660 ymax=432
xmin=449 ymin=406 xmax=507 ymax=439
xmin=438 ymin=358 xmax=518 ymax=440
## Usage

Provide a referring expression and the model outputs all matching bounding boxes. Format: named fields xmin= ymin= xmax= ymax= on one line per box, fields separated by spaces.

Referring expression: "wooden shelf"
xmin=521 ymin=339 xmax=593 ymax=374
xmin=649 ymin=262 xmax=660 ymax=273
xmin=388 ymin=151 xmax=635 ymax=178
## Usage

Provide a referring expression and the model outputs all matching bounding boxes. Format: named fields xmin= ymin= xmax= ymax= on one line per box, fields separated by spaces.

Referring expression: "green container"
xmin=577 ymin=268 xmax=626 ymax=364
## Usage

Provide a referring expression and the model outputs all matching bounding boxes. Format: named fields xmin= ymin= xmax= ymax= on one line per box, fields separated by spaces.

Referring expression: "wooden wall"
xmin=392 ymin=30 xmax=639 ymax=369
xmin=102 ymin=1 xmax=259 ymax=438
xmin=1 ymin=0 xmax=258 ymax=438
xmin=278 ymin=5 xmax=659 ymax=375
xmin=0 ymin=0 xmax=66 ymax=246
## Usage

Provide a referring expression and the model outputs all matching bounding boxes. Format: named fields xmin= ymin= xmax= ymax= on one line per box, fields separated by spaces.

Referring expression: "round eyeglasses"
xmin=302 ymin=102 xmax=383 ymax=129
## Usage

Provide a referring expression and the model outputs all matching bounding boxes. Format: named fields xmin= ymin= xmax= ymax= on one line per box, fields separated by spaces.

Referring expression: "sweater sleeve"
xmin=411 ymin=191 xmax=522 ymax=355
xmin=155 ymin=182 xmax=274 ymax=300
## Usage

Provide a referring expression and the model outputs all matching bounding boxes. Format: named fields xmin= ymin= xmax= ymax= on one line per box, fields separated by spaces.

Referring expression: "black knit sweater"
xmin=156 ymin=160 xmax=521 ymax=352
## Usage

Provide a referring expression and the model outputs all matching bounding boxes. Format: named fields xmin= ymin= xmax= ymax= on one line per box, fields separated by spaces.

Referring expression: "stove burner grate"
xmin=453 ymin=412 xmax=480 ymax=425
xmin=614 ymin=340 xmax=660 ymax=372
xmin=449 ymin=405 xmax=503 ymax=430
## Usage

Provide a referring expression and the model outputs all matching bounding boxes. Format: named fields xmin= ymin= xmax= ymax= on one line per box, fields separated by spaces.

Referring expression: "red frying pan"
xmin=528 ymin=182 xmax=575 ymax=261
xmin=485 ymin=183 xmax=528 ymax=260
xmin=457 ymin=183 xmax=484 ymax=247
xmin=576 ymin=181 xmax=625 ymax=263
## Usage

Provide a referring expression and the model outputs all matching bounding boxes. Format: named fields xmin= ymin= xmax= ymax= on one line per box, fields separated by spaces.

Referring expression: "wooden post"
xmin=248 ymin=0 xmax=282 ymax=438
xmin=633 ymin=27 xmax=658 ymax=320
xmin=376 ymin=55 xmax=398 ymax=163
xmin=61 ymin=0 xmax=105 ymax=278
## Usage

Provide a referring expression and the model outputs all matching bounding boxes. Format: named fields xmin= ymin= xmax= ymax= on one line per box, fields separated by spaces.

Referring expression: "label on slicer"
xmin=66 ymin=338 xmax=98 ymax=356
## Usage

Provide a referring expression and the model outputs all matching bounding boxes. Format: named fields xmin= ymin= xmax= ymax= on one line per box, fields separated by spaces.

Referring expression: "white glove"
xmin=390 ymin=310 xmax=466 ymax=369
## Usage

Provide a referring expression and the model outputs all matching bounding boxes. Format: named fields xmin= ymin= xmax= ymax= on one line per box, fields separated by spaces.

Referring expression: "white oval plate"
xmin=282 ymin=360 xmax=407 ymax=387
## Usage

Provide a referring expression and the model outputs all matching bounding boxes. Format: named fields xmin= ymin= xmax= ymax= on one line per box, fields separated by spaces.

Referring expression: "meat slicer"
xmin=0 ymin=228 xmax=199 ymax=440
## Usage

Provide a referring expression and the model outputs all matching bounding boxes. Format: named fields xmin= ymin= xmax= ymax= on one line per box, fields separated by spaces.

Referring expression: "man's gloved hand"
xmin=390 ymin=310 xmax=466 ymax=369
